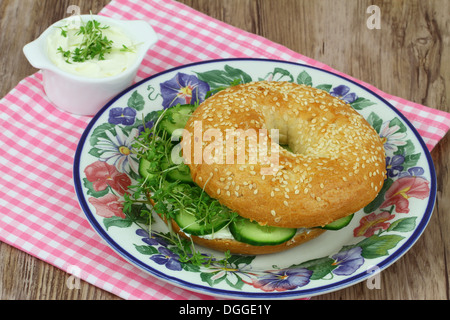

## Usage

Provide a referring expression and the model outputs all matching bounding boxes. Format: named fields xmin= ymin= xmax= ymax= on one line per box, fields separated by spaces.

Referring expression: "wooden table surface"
xmin=1 ymin=0 xmax=448 ymax=300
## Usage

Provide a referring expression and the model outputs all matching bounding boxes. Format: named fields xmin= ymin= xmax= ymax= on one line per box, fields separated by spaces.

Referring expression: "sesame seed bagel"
xmin=182 ymin=81 xmax=386 ymax=229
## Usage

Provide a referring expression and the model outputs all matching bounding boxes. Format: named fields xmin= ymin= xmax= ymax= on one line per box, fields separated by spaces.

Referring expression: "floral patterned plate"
xmin=73 ymin=58 xmax=436 ymax=299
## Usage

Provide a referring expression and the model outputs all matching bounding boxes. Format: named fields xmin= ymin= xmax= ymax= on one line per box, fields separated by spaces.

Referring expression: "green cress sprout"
xmin=123 ymin=110 xmax=236 ymax=267
xmin=56 ymin=17 xmax=135 ymax=64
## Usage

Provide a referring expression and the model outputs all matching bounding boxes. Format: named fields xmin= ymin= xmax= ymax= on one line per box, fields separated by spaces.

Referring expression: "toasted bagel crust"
xmin=182 ymin=81 xmax=386 ymax=228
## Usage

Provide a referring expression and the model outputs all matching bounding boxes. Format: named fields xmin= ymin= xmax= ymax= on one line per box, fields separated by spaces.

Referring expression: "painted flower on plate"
xmin=160 ymin=72 xmax=210 ymax=109
xmin=95 ymin=126 xmax=140 ymax=175
xmin=246 ymin=268 xmax=312 ymax=292
xmin=331 ymin=247 xmax=364 ymax=276
xmin=205 ymin=261 xmax=253 ymax=288
xmin=386 ymin=155 xmax=425 ymax=178
xmin=354 ymin=211 xmax=395 ymax=237
xmin=379 ymin=121 xmax=407 ymax=153
xmin=386 ymin=155 xmax=405 ymax=178
xmin=84 ymin=160 xmax=131 ymax=196
xmin=136 ymin=229 xmax=168 ymax=247
xmin=330 ymin=85 xmax=358 ymax=104
xmin=108 ymin=107 xmax=137 ymax=126
xmin=88 ymin=193 xmax=125 ymax=218
xmin=398 ymin=166 xmax=425 ymax=178
xmin=380 ymin=176 xmax=430 ymax=213
xmin=150 ymin=247 xmax=182 ymax=271
xmin=137 ymin=120 xmax=155 ymax=136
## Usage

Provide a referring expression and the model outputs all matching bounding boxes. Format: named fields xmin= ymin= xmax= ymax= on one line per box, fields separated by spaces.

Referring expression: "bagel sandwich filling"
xmin=133 ymin=81 xmax=386 ymax=256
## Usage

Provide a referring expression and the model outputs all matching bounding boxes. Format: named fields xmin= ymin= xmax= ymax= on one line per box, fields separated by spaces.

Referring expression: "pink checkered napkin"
xmin=0 ymin=0 xmax=449 ymax=300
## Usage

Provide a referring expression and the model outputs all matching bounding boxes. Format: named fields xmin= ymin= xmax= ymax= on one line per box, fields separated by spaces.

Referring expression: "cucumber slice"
xmin=160 ymin=148 xmax=193 ymax=184
xmin=174 ymin=209 xmax=230 ymax=236
xmin=139 ymin=157 xmax=155 ymax=181
xmin=229 ymin=217 xmax=297 ymax=246
xmin=319 ymin=214 xmax=354 ymax=230
xmin=166 ymin=163 xmax=192 ymax=183
xmin=158 ymin=104 xmax=196 ymax=135
xmin=139 ymin=149 xmax=193 ymax=184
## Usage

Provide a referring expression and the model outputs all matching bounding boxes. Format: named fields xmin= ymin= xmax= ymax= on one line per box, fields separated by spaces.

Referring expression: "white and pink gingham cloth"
xmin=1 ymin=0 xmax=449 ymax=300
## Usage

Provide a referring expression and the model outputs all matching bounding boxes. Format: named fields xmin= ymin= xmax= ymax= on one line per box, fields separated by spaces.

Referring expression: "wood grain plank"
xmin=182 ymin=0 xmax=260 ymax=34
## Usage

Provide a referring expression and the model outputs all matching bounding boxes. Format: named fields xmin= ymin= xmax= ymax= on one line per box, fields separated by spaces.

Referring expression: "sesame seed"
xmin=192 ymin=81 xmax=385 ymax=220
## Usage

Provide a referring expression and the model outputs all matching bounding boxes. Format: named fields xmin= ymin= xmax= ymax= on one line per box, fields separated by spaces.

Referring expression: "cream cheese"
xmin=46 ymin=20 xmax=137 ymax=78
xmin=197 ymin=226 xmax=236 ymax=240
xmin=197 ymin=226 xmax=312 ymax=241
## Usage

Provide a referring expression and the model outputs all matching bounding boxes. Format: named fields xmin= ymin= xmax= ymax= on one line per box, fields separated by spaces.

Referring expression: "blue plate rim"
xmin=73 ymin=58 xmax=437 ymax=299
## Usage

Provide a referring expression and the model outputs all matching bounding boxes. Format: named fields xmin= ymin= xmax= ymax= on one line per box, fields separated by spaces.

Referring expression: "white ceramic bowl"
xmin=23 ymin=15 xmax=158 ymax=116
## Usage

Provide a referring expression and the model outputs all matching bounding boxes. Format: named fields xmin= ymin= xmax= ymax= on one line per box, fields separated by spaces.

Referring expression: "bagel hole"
xmin=268 ymin=124 xmax=306 ymax=155
xmin=264 ymin=111 xmax=311 ymax=155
